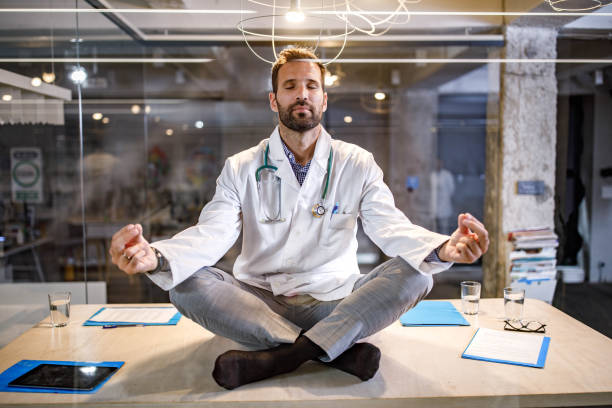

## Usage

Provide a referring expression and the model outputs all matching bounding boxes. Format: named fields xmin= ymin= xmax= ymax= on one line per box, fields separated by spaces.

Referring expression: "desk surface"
xmin=0 ymin=299 xmax=611 ymax=408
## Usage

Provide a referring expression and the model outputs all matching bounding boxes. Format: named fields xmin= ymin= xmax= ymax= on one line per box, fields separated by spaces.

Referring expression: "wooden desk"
xmin=0 ymin=299 xmax=611 ymax=407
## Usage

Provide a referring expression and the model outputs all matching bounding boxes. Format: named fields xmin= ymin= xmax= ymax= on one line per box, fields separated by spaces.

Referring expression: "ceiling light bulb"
xmin=344 ymin=116 xmax=353 ymax=123
xmin=195 ymin=120 xmax=204 ymax=129
xmin=31 ymin=77 xmax=42 ymax=87
xmin=145 ymin=105 xmax=151 ymax=114
xmin=102 ymin=117 xmax=110 ymax=124
xmin=92 ymin=112 xmax=103 ymax=120
xmin=2 ymin=94 xmax=12 ymax=101
xmin=131 ymin=105 xmax=141 ymax=114
xmin=324 ymin=72 xmax=338 ymax=87
xmin=154 ymin=116 xmax=161 ymax=123
xmin=42 ymin=72 xmax=55 ymax=83
xmin=165 ymin=128 xmax=174 ymax=136
xmin=286 ymin=0 xmax=305 ymax=22
xmin=70 ymin=66 xmax=87 ymax=84
xmin=374 ymin=92 xmax=386 ymax=101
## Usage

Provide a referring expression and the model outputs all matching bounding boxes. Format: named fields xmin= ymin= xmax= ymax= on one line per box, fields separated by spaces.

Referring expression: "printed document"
xmin=463 ymin=328 xmax=548 ymax=366
xmin=88 ymin=307 xmax=178 ymax=324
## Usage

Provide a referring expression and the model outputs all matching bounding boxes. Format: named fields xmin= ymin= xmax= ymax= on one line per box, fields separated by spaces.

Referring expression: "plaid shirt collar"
xmin=280 ymin=137 xmax=311 ymax=186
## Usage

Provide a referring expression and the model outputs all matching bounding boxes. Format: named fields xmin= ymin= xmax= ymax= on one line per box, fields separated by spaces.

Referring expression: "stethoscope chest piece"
xmin=312 ymin=203 xmax=326 ymax=218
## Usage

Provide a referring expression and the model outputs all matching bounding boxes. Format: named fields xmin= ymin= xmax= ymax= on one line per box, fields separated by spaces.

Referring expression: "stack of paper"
xmin=508 ymin=227 xmax=558 ymax=279
xmin=508 ymin=227 xmax=558 ymax=303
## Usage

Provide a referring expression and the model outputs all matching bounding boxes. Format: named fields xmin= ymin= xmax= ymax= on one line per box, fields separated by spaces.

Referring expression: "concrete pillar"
xmin=483 ymin=26 xmax=558 ymax=297
xmin=389 ymin=90 xmax=438 ymax=229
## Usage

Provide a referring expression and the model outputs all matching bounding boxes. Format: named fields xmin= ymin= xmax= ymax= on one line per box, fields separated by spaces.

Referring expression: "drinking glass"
xmin=48 ymin=291 xmax=71 ymax=327
xmin=460 ymin=281 xmax=481 ymax=315
xmin=504 ymin=287 xmax=525 ymax=322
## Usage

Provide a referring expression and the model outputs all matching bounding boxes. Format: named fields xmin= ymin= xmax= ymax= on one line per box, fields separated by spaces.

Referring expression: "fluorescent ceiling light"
xmin=321 ymin=58 xmax=612 ymax=64
xmin=0 ymin=58 xmax=213 ymax=64
xmin=0 ymin=8 xmax=256 ymax=14
xmin=0 ymin=8 xmax=609 ymax=16
xmin=4 ymin=57 xmax=609 ymax=65
xmin=312 ymin=10 xmax=612 ymax=17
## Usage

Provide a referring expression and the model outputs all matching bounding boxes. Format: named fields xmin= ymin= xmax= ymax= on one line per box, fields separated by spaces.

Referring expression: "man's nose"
xmin=295 ymin=85 xmax=308 ymax=100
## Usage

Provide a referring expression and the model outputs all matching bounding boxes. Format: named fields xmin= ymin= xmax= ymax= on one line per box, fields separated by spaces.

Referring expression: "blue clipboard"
xmin=0 ymin=360 xmax=123 ymax=394
xmin=399 ymin=300 xmax=470 ymax=326
xmin=83 ymin=306 xmax=181 ymax=326
xmin=462 ymin=328 xmax=551 ymax=368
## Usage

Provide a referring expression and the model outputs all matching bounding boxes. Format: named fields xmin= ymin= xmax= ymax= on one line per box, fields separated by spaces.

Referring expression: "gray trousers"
xmin=169 ymin=256 xmax=432 ymax=361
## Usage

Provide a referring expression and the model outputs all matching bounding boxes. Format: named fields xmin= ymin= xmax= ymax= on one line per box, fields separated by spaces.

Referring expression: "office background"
xmin=0 ymin=0 xmax=611 ymax=344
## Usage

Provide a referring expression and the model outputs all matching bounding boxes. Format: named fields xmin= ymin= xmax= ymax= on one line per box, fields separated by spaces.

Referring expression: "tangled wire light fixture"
xmin=237 ymin=0 xmax=422 ymax=65
xmin=544 ymin=0 xmax=611 ymax=11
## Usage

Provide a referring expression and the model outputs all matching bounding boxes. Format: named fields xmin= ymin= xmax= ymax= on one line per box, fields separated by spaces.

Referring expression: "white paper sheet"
xmin=88 ymin=307 xmax=178 ymax=324
xmin=463 ymin=328 xmax=545 ymax=365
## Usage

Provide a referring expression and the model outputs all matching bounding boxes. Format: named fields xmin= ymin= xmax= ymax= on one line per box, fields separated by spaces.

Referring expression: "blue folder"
xmin=83 ymin=306 xmax=181 ymax=326
xmin=462 ymin=328 xmax=551 ymax=368
xmin=399 ymin=300 xmax=470 ymax=326
xmin=0 ymin=360 xmax=123 ymax=394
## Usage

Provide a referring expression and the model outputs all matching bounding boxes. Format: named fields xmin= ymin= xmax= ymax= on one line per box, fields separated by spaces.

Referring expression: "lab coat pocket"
xmin=329 ymin=214 xmax=356 ymax=230
xmin=323 ymin=213 xmax=357 ymax=247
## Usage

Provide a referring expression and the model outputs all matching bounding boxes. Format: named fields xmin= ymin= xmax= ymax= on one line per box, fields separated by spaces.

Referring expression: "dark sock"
xmin=323 ymin=342 xmax=381 ymax=381
xmin=212 ymin=335 xmax=323 ymax=390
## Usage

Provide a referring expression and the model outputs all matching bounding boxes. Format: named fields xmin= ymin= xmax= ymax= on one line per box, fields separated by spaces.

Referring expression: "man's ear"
xmin=322 ymin=91 xmax=328 ymax=113
xmin=269 ymin=92 xmax=278 ymax=113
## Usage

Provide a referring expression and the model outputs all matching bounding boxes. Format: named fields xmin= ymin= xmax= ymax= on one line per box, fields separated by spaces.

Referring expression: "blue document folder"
xmin=462 ymin=328 xmax=550 ymax=368
xmin=83 ymin=306 xmax=181 ymax=326
xmin=399 ymin=300 xmax=470 ymax=326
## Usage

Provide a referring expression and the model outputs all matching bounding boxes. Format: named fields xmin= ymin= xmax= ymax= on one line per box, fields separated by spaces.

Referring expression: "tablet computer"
xmin=8 ymin=363 xmax=119 ymax=391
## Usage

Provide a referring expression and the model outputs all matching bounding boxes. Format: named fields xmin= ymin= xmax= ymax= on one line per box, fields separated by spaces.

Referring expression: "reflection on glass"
xmin=257 ymin=169 xmax=284 ymax=223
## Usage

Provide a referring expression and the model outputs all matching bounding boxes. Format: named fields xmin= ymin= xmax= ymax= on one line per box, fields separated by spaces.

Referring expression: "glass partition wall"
xmin=0 ymin=1 xmax=610 ymax=343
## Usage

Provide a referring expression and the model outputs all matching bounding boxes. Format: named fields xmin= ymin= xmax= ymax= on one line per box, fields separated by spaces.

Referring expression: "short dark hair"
xmin=271 ymin=47 xmax=326 ymax=93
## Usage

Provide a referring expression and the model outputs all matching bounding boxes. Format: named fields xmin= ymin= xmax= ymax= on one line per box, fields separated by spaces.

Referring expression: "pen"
xmin=102 ymin=324 xmax=144 ymax=329
xmin=331 ymin=202 xmax=339 ymax=219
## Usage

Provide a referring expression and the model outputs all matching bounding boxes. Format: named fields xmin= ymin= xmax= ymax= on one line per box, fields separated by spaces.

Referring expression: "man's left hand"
xmin=438 ymin=213 xmax=489 ymax=264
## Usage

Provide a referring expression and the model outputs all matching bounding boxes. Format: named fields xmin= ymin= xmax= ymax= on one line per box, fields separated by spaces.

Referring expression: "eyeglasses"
xmin=504 ymin=320 xmax=546 ymax=333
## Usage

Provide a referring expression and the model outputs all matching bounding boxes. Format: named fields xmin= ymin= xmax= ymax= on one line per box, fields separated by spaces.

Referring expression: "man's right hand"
xmin=109 ymin=224 xmax=157 ymax=275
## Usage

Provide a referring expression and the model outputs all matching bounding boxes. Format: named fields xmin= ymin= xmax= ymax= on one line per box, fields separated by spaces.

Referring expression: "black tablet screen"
xmin=8 ymin=363 xmax=118 ymax=391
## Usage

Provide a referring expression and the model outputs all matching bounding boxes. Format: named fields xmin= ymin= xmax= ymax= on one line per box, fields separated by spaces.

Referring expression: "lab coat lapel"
xmin=299 ymin=128 xmax=331 ymax=204
xmin=267 ymin=127 xmax=301 ymax=193
xmin=309 ymin=128 xmax=332 ymax=177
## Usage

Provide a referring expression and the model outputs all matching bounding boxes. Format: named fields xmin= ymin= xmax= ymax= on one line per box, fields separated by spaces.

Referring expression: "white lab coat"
xmin=150 ymin=127 xmax=452 ymax=301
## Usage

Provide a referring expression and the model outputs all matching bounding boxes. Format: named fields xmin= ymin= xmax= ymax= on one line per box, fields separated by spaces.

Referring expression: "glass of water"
xmin=48 ymin=291 xmax=71 ymax=327
xmin=460 ymin=281 xmax=481 ymax=315
xmin=504 ymin=287 xmax=525 ymax=322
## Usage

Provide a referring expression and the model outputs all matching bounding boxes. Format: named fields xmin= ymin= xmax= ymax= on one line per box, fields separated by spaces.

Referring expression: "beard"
xmin=276 ymin=100 xmax=323 ymax=132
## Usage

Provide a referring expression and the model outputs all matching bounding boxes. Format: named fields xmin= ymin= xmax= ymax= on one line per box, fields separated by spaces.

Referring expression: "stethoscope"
xmin=256 ymin=144 xmax=333 ymax=218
